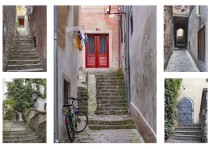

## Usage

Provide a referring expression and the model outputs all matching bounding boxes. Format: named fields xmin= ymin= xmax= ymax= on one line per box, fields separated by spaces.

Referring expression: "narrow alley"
xmin=164 ymin=6 xmax=208 ymax=72
xmin=54 ymin=5 xmax=157 ymax=143
xmin=3 ymin=6 xmax=47 ymax=72
xmin=165 ymin=49 xmax=199 ymax=72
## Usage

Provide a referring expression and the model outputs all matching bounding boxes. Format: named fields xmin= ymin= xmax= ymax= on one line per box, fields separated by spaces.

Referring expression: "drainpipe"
xmin=118 ymin=13 xmax=121 ymax=68
xmin=54 ymin=6 xmax=59 ymax=143
xmin=125 ymin=6 xmax=131 ymax=113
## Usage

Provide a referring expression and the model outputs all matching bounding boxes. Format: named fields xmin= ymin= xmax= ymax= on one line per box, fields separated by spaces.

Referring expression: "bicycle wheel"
xmin=65 ymin=115 xmax=75 ymax=142
xmin=76 ymin=111 xmax=88 ymax=133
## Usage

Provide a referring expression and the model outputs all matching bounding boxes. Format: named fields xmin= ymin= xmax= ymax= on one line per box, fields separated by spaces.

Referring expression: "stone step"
xmin=10 ymin=54 xmax=39 ymax=59
xmin=8 ymin=59 xmax=41 ymax=65
xmin=97 ymin=89 xmax=125 ymax=92
xmin=10 ymin=53 xmax=37 ymax=57
xmin=97 ymin=86 xmax=125 ymax=91
xmin=178 ymin=124 xmax=201 ymax=127
xmin=171 ymin=134 xmax=201 ymax=141
xmin=95 ymin=110 xmax=127 ymax=115
xmin=7 ymin=63 xmax=42 ymax=70
xmin=12 ymin=43 xmax=34 ymax=46
xmin=97 ymin=102 xmax=127 ymax=107
xmin=3 ymin=131 xmax=36 ymax=137
xmin=96 ymin=96 xmax=126 ymax=100
xmin=96 ymin=106 xmax=127 ymax=111
xmin=3 ymin=127 xmax=28 ymax=131
xmin=10 ymin=48 xmax=37 ymax=52
xmin=89 ymin=124 xmax=135 ymax=130
xmin=3 ymin=130 xmax=33 ymax=135
xmin=97 ymin=92 xmax=126 ymax=97
xmin=7 ymin=68 xmax=43 ymax=72
xmin=11 ymin=45 xmax=35 ymax=49
xmin=175 ymin=127 xmax=201 ymax=131
xmin=89 ymin=118 xmax=133 ymax=125
xmin=97 ymin=99 xmax=127 ymax=105
xmin=3 ymin=136 xmax=42 ymax=143
xmin=96 ymin=82 xmax=124 ymax=85
xmin=96 ymin=75 xmax=124 ymax=79
xmin=174 ymin=130 xmax=201 ymax=135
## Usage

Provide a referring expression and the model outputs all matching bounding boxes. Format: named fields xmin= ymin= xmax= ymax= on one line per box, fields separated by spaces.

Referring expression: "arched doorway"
xmin=178 ymin=98 xmax=193 ymax=124
xmin=176 ymin=28 xmax=185 ymax=47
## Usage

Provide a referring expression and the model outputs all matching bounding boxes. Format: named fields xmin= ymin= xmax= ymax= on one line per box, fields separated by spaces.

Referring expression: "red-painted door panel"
xmin=86 ymin=34 xmax=109 ymax=68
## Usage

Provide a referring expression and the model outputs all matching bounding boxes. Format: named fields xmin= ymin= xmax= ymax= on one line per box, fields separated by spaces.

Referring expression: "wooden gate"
xmin=86 ymin=34 xmax=109 ymax=68
xmin=178 ymin=98 xmax=193 ymax=124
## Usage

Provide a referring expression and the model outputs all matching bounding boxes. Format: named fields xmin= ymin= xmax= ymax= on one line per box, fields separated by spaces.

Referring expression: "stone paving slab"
xmin=165 ymin=49 xmax=200 ymax=72
xmin=73 ymin=128 xmax=144 ymax=143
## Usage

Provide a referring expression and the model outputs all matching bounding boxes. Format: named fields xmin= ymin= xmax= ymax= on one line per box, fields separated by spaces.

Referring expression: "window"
xmin=64 ymin=79 xmax=70 ymax=105
xmin=22 ymin=79 xmax=28 ymax=86
xmin=32 ymin=83 xmax=37 ymax=90
xmin=39 ymin=85 xmax=45 ymax=94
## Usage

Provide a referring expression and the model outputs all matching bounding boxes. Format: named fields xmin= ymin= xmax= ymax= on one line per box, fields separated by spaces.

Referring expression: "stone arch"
xmin=178 ymin=97 xmax=194 ymax=124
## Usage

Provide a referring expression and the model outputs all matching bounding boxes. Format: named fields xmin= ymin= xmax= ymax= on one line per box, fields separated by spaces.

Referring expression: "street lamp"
xmin=32 ymin=92 xmax=38 ymax=108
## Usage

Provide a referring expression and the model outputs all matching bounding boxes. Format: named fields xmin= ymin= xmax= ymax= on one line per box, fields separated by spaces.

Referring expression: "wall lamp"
xmin=105 ymin=5 xmax=126 ymax=15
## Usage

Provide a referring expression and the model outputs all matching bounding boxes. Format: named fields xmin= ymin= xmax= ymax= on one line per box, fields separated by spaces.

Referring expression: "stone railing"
xmin=24 ymin=108 xmax=46 ymax=142
xmin=199 ymin=88 xmax=208 ymax=143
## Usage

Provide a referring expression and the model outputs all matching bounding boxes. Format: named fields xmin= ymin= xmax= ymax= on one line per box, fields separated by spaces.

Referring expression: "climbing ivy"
xmin=164 ymin=79 xmax=182 ymax=139
xmin=6 ymin=79 xmax=46 ymax=113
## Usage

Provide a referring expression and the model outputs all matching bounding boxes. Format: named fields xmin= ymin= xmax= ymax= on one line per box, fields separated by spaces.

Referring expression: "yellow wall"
xmin=178 ymin=78 xmax=207 ymax=123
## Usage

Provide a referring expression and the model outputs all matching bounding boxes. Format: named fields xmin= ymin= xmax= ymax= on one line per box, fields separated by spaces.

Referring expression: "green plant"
xmin=7 ymin=79 xmax=46 ymax=113
xmin=3 ymin=99 xmax=15 ymax=120
xmin=164 ymin=79 xmax=182 ymax=139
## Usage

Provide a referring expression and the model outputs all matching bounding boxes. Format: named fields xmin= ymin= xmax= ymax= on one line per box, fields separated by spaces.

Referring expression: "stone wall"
xmin=57 ymin=6 xmax=80 ymax=142
xmin=24 ymin=108 xmax=46 ymax=142
xmin=29 ymin=6 xmax=47 ymax=71
xmin=199 ymin=88 xmax=208 ymax=143
xmin=188 ymin=6 xmax=208 ymax=72
xmin=3 ymin=6 xmax=16 ymax=71
xmin=164 ymin=6 xmax=174 ymax=69
xmin=128 ymin=6 xmax=156 ymax=142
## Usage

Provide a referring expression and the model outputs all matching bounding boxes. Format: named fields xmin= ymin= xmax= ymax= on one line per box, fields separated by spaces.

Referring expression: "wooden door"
xmin=198 ymin=26 xmax=205 ymax=63
xmin=178 ymin=99 xmax=193 ymax=124
xmin=86 ymin=34 xmax=109 ymax=68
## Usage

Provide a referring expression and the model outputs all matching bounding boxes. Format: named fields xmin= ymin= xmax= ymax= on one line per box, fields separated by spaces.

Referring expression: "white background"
xmin=0 ymin=0 xmax=209 ymax=148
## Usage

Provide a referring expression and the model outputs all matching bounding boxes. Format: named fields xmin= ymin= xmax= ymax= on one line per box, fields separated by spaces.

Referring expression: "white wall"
xmin=178 ymin=78 xmax=208 ymax=123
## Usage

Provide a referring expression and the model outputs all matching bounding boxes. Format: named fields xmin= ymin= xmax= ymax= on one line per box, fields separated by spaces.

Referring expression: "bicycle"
xmin=63 ymin=97 xmax=88 ymax=142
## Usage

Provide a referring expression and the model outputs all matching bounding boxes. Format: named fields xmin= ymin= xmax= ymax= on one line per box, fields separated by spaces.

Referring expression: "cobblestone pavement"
xmin=73 ymin=127 xmax=144 ymax=143
xmin=166 ymin=138 xmax=201 ymax=143
xmin=165 ymin=49 xmax=200 ymax=72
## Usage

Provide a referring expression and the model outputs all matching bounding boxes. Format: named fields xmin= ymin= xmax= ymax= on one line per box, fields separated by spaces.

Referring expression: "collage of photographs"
xmin=0 ymin=0 xmax=209 ymax=147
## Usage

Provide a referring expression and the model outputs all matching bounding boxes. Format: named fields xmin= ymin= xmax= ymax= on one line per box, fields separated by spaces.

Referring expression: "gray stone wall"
xmin=29 ymin=6 xmax=47 ymax=71
xmin=164 ymin=6 xmax=174 ymax=69
xmin=24 ymin=108 xmax=46 ymax=142
xmin=199 ymin=89 xmax=208 ymax=143
xmin=128 ymin=6 xmax=156 ymax=142
xmin=188 ymin=6 xmax=208 ymax=72
xmin=3 ymin=6 xmax=16 ymax=71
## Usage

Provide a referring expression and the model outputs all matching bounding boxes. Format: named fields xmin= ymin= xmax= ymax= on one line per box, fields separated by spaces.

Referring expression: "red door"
xmin=86 ymin=34 xmax=109 ymax=68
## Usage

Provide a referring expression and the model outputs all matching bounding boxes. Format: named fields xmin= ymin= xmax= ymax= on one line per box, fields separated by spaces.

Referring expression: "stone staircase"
xmin=95 ymin=74 xmax=127 ymax=115
xmin=171 ymin=124 xmax=202 ymax=141
xmin=6 ymin=35 xmax=43 ymax=72
xmin=88 ymin=73 xmax=135 ymax=130
xmin=3 ymin=121 xmax=43 ymax=143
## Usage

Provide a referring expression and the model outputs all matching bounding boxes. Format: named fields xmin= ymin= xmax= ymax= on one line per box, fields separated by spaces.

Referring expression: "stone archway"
xmin=178 ymin=98 xmax=194 ymax=124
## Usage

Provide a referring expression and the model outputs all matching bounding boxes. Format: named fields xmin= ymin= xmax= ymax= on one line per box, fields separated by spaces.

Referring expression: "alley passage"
xmin=6 ymin=35 xmax=43 ymax=72
xmin=3 ymin=121 xmax=43 ymax=143
xmin=72 ymin=72 xmax=144 ymax=143
xmin=165 ymin=49 xmax=200 ymax=72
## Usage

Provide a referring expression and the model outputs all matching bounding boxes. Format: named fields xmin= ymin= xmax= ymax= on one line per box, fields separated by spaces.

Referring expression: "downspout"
xmin=118 ymin=13 xmax=121 ymax=68
xmin=125 ymin=6 xmax=131 ymax=113
xmin=54 ymin=6 xmax=59 ymax=143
